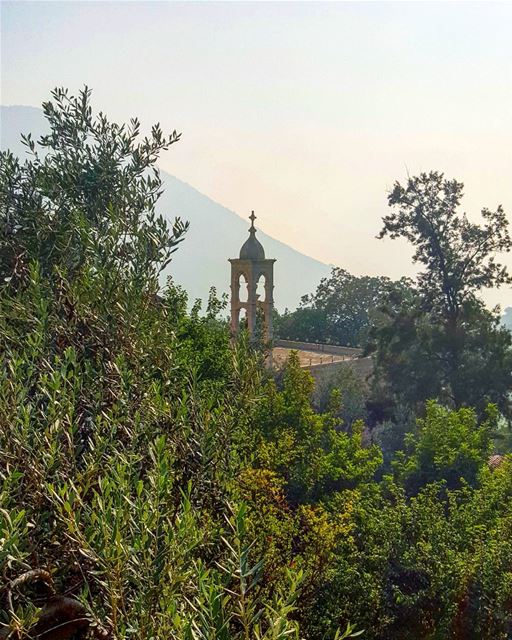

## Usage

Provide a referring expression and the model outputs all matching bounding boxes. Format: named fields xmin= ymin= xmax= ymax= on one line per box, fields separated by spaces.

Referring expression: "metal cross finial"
xmin=249 ymin=210 xmax=256 ymax=231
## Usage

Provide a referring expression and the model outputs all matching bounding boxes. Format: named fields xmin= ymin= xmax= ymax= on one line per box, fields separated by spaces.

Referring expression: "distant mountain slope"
xmin=1 ymin=105 xmax=330 ymax=310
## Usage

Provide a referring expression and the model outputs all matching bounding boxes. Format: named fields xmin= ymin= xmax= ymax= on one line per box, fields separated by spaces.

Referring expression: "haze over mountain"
xmin=1 ymin=105 xmax=330 ymax=311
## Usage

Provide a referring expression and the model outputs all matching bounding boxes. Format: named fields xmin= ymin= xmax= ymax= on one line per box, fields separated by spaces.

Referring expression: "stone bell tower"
xmin=229 ymin=212 xmax=276 ymax=343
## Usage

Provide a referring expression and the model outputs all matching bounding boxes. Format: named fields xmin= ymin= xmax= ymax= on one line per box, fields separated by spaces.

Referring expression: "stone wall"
xmin=273 ymin=339 xmax=373 ymax=384
xmin=274 ymin=339 xmax=363 ymax=358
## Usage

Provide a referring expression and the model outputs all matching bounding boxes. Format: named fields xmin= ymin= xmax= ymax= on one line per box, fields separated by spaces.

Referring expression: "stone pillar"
xmin=246 ymin=269 xmax=257 ymax=339
xmin=263 ymin=270 xmax=274 ymax=344
xmin=230 ymin=268 xmax=241 ymax=336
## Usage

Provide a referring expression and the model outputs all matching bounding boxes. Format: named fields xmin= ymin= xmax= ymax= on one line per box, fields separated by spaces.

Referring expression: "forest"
xmin=1 ymin=88 xmax=512 ymax=640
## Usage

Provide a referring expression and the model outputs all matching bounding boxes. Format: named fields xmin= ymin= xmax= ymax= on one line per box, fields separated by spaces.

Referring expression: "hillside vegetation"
xmin=1 ymin=88 xmax=512 ymax=640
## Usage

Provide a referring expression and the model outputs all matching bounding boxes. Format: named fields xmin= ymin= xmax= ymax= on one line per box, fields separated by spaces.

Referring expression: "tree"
xmin=276 ymin=267 xmax=411 ymax=347
xmin=254 ymin=352 xmax=382 ymax=503
xmin=275 ymin=306 xmax=329 ymax=343
xmin=380 ymin=172 xmax=511 ymax=317
xmin=371 ymin=172 xmax=512 ymax=418
xmin=393 ymin=401 xmax=495 ymax=494
xmin=0 ymin=86 xmax=188 ymax=288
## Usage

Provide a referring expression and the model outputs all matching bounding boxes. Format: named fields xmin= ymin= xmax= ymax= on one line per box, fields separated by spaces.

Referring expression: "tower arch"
xmin=256 ymin=273 xmax=266 ymax=302
xmin=228 ymin=211 xmax=276 ymax=344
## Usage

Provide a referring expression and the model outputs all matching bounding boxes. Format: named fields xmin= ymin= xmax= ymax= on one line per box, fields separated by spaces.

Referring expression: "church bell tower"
xmin=229 ymin=212 xmax=276 ymax=344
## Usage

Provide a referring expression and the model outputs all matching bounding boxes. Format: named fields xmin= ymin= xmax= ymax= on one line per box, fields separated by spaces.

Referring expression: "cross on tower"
xmin=249 ymin=210 xmax=256 ymax=230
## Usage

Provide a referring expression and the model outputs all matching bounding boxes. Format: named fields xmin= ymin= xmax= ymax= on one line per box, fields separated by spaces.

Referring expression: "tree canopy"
xmin=276 ymin=267 xmax=411 ymax=348
xmin=380 ymin=171 xmax=511 ymax=318
xmin=369 ymin=171 xmax=512 ymax=419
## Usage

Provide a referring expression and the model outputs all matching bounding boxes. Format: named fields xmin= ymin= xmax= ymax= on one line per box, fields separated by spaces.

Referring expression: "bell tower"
xmin=229 ymin=212 xmax=276 ymax=344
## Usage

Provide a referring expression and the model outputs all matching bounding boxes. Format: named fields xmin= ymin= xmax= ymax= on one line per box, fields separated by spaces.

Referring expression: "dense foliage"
xmin=369 ymin=172 xmax=512 ymax=420
xmin=2 ymin=90 xmax=512 ymax=640
xmin=275 ymin=268 xmax=410 ymax=348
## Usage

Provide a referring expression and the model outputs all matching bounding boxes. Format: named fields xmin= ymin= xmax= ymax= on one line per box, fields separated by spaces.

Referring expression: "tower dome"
xmin=239 ymin=211 xmax=265 ymax=260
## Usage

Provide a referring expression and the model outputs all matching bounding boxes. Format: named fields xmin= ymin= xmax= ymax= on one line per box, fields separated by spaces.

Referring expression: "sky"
xmin=1 ymin=0 xmax=511 ymax=308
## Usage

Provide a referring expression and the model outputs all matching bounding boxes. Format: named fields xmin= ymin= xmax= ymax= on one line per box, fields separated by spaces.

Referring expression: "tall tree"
xmin=371 ymin=171 xmax=512 ymax=417
xmin=380 ymin=171 xmax=511 ymax=318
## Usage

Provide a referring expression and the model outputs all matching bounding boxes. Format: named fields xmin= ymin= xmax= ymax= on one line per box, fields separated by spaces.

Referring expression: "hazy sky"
xmin=2 ymin=1 xmax=511 ymax=308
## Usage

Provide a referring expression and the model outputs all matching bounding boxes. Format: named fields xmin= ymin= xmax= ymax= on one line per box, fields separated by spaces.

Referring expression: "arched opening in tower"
xmin=256 ymin=274 xmax=266 ymax=302
xmin=238 ymin=273 xmax=249 ymax=302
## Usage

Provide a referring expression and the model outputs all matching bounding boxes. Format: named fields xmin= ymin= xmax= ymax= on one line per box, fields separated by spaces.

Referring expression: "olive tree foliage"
xmin=0 ymin=86 xmax=188 ymax=288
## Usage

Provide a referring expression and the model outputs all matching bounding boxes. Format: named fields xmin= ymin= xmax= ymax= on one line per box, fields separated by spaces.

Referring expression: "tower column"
xmin=262 ymin=272 xmax=274 ymax=343
xmin=246 ymin=269 xmax=257 ymax=339
xmin=230 ymin=268 xmax=241 ymax=336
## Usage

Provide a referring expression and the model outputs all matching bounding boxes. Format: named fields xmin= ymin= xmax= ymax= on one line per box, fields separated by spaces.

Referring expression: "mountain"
xmin=1 ymin=105 xmax=330 ymax=310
